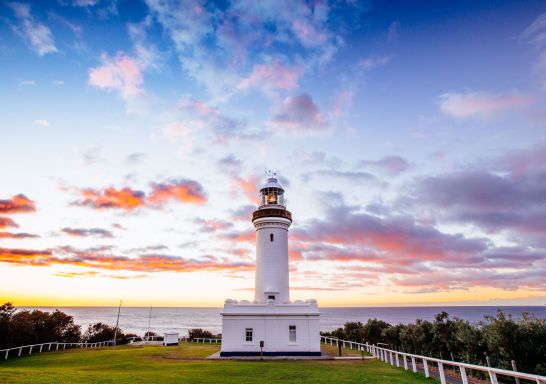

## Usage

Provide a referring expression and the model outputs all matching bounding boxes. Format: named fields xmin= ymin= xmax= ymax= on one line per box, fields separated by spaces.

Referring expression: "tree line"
xmin=321 ymin=310 xmax=546 ymax=375
xmin=0 ymin=302 xmax=139 ymax=349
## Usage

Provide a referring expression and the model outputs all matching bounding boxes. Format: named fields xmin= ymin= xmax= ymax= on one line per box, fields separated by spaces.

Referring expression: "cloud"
xmin=0 ymin=232 xmax=39 ymax=239
xmin=144 ymin=0 xmax=362 ymax=98
xmin=358 ymin=55 xmax=393 ymax=71
xmin=0 ymin=194 xmax=36 ymax=214
xmin=20 ymin=80 xmax=35 ymax=86
xmin=438 ymin=91 xmax=531 ymax=118
xmin=0 ymin=217 xmax=18 ymax=229
xmin=237 ymin=60 xmax=300 ymax=94
xmin=359 ymin=155 xmax=410 ymax=174
xmin=7 ymin=2 xmax=58 ymax=56
xmin=51 ymin=80 xmax=65 ymax=85
xmin=193 ymin=218 xmax=233 ymax=233
xmin=177 ymin=98 xmax=256 ymax=143
xmin=71 ymin=179 xmax=207 ymax=211
xmin=53 ymin=271 xmax=148 ymax=279
xmin=0 ymin=247 xmax=52 ymax=266
xmin=88 ymin=52 xmax=144 ymax=99
xmin=0 ymin=246 xmax=253 ymax=274
xmin=148 ymin=179 xmax=207 ymax=205
xmin=230 ymin=204 xmax=255 ymax=221
xmin=61 ymin=227 xmax=114 ymax=238
xmin=330 ymin=90 xmax=354 ymax=117
xmin=522 ymin=12 xmax=546 ymax=87
xmin=267 ymin=94 xmax=328 ymax=134
xmin=33 ymin=119 xmax=49 ymax=126
xmin=387 ymin=21 xmax=400 ymax=42
xmin=74 ymin=187 xmax=146 ymax=210
xmin=302 ymin=169 xmax=376 ymax=183
xmin=125 ymin=152 xmax=147 ymax=165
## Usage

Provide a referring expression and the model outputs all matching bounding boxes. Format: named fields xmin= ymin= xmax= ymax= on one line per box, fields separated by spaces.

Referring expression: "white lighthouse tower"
xmin=220 ymin=173 xmax=321 ymax=357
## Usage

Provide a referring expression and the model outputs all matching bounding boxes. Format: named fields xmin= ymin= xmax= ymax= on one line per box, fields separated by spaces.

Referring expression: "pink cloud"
xmin=238 ymin=60 xmax=300 ymax=94
xmin=438 ymin=91 xmax=532 ymax=118
xmin=291 ymin=19 xmax=328 ymax=48
xmin=268 ymin=94 xmax=328 ymax=133
xmin=88 ymin=52 xmax=143 ymax=98
xmin=331 ymin=90 xmax=354 ymax=117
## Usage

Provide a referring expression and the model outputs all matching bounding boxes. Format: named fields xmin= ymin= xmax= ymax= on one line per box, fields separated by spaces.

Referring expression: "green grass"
xmin=0 ymin=342 xmax=437 ymax=383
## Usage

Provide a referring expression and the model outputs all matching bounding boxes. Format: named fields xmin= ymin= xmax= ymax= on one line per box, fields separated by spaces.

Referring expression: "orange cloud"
xmin=75 ymin=187 xmax=146 ymax=210
xmin=0 ymin=247 xmax=52 ymax=266
xmin=0 ymin=246 xmax=252 ymax=275
xmin=148 ymin=179 xmax=207 ymax=205
xmin=0 ymin=194 xmax=36 ymax=213
xmin=0 ymin=232 xmax=39 ymax=239
xmin=0 ymin=217 xmax=18 ymax=229
xmin=72 ymin=180 xmax=207 ymax=211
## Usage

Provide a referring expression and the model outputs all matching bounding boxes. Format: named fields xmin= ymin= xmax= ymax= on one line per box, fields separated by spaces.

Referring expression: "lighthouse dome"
xmin=260 ymin=176 xmax=284 ymax=191
xmin=259 ymin=175 xmax=285 ymax=207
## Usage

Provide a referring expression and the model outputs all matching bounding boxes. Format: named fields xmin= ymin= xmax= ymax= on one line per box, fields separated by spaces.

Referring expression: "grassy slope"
xmin=0 ymin=343 xmax=437 ymax=384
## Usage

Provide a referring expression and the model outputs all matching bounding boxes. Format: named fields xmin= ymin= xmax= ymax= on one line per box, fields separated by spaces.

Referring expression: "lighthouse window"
xmin=270 ymin=233 xmax=274 ymax=242
xmin=245 ymin=328 xmax=253 ymax=342
xmin=289 ymin=325 xmax=296 ymax=342
xmin=268 ymin=295 xmax=275 ymax=301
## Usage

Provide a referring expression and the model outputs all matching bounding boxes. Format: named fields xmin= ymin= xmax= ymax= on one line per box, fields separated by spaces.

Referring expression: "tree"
xmin=188 ymin=328 xmax=213 ymax=340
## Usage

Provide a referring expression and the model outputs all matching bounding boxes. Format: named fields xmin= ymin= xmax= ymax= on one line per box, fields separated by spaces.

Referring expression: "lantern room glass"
xmin=260 ymin=188 xmax=285 ymax=206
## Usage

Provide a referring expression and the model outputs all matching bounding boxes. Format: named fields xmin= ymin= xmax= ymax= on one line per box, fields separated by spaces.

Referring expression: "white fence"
xmin=179 ymin=337 xmax=221 ymax=344
xmin=1 ymin=340 xmax=113 ymax=360
xmin=320 ymin=336 xmax=546 ymax=384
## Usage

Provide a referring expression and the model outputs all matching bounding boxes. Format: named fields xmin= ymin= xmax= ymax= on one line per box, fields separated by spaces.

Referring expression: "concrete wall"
xmin=221 ymin=315 xmax=320 ymax=355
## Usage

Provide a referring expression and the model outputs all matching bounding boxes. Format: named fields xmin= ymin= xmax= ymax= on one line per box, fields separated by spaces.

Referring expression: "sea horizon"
xmin=16 ymin=305 xmax=546 ymax=336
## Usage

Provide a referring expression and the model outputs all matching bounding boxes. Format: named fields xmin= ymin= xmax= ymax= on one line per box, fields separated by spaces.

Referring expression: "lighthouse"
xmin=220 ymin=173 xmax=321 ymax=357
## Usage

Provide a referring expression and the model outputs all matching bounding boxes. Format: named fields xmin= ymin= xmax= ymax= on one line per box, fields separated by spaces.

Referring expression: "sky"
xmin=1 ymin=0 xmax=546 ymax=307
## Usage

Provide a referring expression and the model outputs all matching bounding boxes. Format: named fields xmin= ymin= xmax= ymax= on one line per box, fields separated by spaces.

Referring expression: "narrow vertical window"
xmin=270 ymin=233 xmax=274 ymax=242
xmin=245 ymin=328 xmax=253 ymax=342
xmin=289 ymin=325 xmax=296 ymax=342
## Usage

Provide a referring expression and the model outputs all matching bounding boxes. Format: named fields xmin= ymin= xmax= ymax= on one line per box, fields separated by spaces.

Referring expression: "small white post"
xmin=459 ymin=365 xmax=468 ymax=384
xmin=403 ymin=355 xmax=408 ymax=370
xmin=18 ymin=347 xmax=22 ymax=356
xmin=411 ymin=356 xmax=417 ymax=372
xmin=5 ymin=350 xmax=8 ymax=359
xmin=63 ymin=344 xmax=66 ymax=349
xmin=48 ymin=343 xmax=52 ymax=351
xmin=488 ymin=370 xmax=499 ymax=384
xmin=29 ymin=346 xmax=33 ymax=355
xmin=390 ymin=351 xmax=394 ymax=366
xmin=39 ymin=345 xmax=43 ymax=353
xmin=395 ymin=353 xmax=400 ymax=367
xmin=423 ymin=359 xmax=430 ymax=378
xmin=56 ymin=343 xmax=59 ymax=351
xmin=438 ymin=362 xmax=447 ymax=384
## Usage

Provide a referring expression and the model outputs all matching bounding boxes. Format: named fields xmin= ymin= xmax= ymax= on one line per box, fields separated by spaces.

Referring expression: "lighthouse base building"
xmin=220 ymin=174 xmax=321 ymax=357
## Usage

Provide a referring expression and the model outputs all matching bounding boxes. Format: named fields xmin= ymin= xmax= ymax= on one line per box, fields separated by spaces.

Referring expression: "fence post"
xmin=423 ymin=359 xmax=429 ymax=378
xmin=438 ymin=362 xmax=447 ymax=384
xmin=395 ymin=353 xmax=400 ymax=367
xmin=18 ymin=347 xmax=22 ymax=356
xmin=403 ymin=355 xmax=408 ymax=370
xmin=56 ymin=343 xmax=59 ymax=351
xmin=459 ymin=365 xmax=468 ymax=384
xmin=488 ymin=370 xmax=499 ymax=384
xmin=63 ymin=344 xmax=66 ymax=349
xmin=29 ymin=346 xmax=33 ymax=355
xmin=411 ymin=356 xmax=417 ymax=373
xmin=39 ymin=344 xmax=43 ymax=353
xmin=511 ymin=361 xmax=521 ymax=384
xmin=5 ymin=350 xmax=8 ymax=359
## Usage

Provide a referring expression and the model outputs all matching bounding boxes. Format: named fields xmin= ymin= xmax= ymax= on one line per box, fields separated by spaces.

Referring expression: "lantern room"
xmin=259 ymin=175 xmax=285 ymax=207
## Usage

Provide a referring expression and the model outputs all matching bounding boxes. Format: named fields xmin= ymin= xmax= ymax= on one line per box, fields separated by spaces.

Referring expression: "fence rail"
xmin=179 ymin=337 xmax=221 ymax=344
xmin=1 ymin=340 xmax=114 ymax=360
xmin=321 ymin=336 xmax=546 ymax=384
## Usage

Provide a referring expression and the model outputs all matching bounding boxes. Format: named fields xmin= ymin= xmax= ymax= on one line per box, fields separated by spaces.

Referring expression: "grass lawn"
xmin=0 ymin=342 xmax=437 ymax=384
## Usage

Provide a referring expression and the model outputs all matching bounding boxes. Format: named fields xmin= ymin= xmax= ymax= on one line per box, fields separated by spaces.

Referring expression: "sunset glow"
xmin=1 ymin=0 xmax=546 ymax=307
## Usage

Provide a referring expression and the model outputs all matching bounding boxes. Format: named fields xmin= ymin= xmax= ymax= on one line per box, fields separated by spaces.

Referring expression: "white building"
xmin=220 ymin=174 xmax=321 ymax=357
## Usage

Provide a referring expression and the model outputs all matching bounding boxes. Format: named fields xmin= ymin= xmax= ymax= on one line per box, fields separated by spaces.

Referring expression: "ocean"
xmin=19 ymin=306 xmax=546 ymax=336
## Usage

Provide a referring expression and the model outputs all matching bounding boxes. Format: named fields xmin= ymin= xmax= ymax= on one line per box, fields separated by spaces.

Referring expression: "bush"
xmin=0 ymin=302 xmax=82 ymax=349
xmin=188 ymin=328 xmax=213 ymax=340
xmin=324 ymin=309 xmax=546 ymax=375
